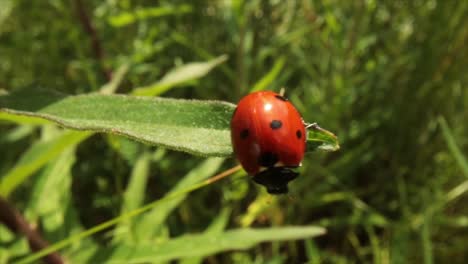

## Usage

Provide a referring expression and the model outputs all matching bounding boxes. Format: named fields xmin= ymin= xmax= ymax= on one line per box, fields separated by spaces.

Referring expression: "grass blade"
xmin=113 ymin=152 xmax=152 ymax=243
xmin=134 ymin=158 xmax=225 ymax=241
xmin=105 ymin=226 xmax=325 ymax=263
xmin=250 ymin=57 xmax=286 ymax=92
xmin=438 ymin=116 xmax=468 ymax=177
xmin=0 ymin=131 xmax=91 ymax=197
xmin=132 ymin=55 xmax=228 ymax=96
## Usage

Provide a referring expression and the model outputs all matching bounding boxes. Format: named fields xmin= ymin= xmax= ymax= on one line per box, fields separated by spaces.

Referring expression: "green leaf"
xmin=104 ymin=226 xmax=325 ymax=263
xmin=0 ymin=125 xmax=35 ymax=144
xmin=239 ymin=193 xmax=276 ymax=228
xmin=0 ymin=112 xmax=51 ymax=125
xmin=132 ymin=55 xmax=228 ymax=96
xmin=0 ymin=89 xmax=235 ymax=157
xmin=134 ymin=158 xmax=225 ymax=241
xmin=113 ymin=152 xmax=152 ymax=243
xmin=100 ymin=64 xmax=130 ymax=95
xmin=122 ymin=153 xmax=152 ymax=213
xmin=438 ymin=116 xmax=468 ymax=177
xmin=27 ymin=147 xmax=83 ymax=242
xmin=180 ymin=209 xmax=231 ymax=264
xmin=1 ymin=90 xmax=340 ymax=158
xmin=250 ymin=57 xmax=286 ymax=92
xmin=0 ymin=0 xmax=14 ymax=32
xmin=16 ymin=159 xmax=229 ymax=264
xmin=108 ymin=5 xmax=193 ymax=27
xmin=306 ymin=123 xmax=340 ymax=152
xmin=106 ymin=136 xmax=143 ymax=164
xmin=0 ymin=224 xmax=30 ymax=263
xmin=204 ymin=208 xmax=231 ymax=234
xmin=28 ymin=148 xmax=75 ymax=217
xmin=0 ymin=131 xmax=91 ymax=197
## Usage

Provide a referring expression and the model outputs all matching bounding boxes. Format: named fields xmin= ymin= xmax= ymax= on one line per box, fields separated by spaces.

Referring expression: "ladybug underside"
xmin=253 ymin=166 xmax=299 ymax=194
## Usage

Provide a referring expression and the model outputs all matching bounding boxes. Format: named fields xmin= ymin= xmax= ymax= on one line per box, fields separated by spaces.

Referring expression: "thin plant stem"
xmin=16 ymin=165 xmax=243 ymax=264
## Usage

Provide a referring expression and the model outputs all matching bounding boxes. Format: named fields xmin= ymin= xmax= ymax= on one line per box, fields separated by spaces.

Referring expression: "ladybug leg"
xmin=303 ymin=122 xmax=318 ymax=129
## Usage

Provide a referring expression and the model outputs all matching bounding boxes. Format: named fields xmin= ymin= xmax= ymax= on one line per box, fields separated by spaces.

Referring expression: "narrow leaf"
xmin=0 ymin=89 xmax=235 ymax=156
xmin=0 ymin=0 xmax=14 ymax=29
xmin=0 ymin=131 xmax=91 ymax=197
xmin=113 ymin=152 xmax=152 ymax=242
xmin=240 ymin=193 xmax=277 ymax=227
xmin=132 ymin=55 xmax=228 ymax=96
xmin=105 ymin=226 xmax=325 ymax=263
xmin=16 ymin=161 xmax=230 ymax=264
xmin=108 ymin=5 xmax=192 ymax=27
xmin=204 ymin=208 xmax=231 ymax=234
xmin=438 ymin=116 xmax=468 ymax=177
xmin=0 ymin=112 xmax=51 ymax=125
xmin=180 ymin=209 xmax=231 ymax=264
xmin=28 ymin=149 xmax=76 ymax=216
xmin=100 ymin=64 xmax=130 ymax=95
xmin=135 ymin=158 xmax=225 ymax=241
xmin=250 ymin=57 xmax=286 ymax=92
xmin=0 ymin=125 xmax=35 ymax=143
xmin=27 ymin=147 xmax=85 ymax=243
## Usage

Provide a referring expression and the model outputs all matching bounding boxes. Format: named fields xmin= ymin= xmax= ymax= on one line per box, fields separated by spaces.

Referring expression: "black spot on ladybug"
xmin=258 ymin=152 xmax=279 ymax=167
xmin=275 ymin=95 xmax=288 ymax=101
xmin=270 ymin=120 xmax=282 ymax=129
xmin=240 ymin=129 xmax=249 ymax=139
xmin=296 ymin=130 xmax=302 ymax=139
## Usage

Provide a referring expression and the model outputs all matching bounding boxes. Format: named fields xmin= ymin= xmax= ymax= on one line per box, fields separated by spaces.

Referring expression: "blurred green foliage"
xmin=0 ymin=0 xmax=467 ymax=263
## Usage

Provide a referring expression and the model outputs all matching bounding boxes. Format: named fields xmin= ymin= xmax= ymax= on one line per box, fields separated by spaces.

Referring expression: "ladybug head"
xmin=252 ymin=167 xmax=299 ymax=194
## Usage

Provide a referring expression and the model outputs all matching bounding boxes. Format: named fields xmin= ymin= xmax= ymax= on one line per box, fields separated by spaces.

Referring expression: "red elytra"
xmin=230 ymin=91 xmax=306 ymax=194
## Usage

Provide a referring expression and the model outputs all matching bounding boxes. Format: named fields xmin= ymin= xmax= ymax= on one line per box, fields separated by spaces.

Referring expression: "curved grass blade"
xmin=134 ymin=158 xmax=225 ymax=241
xmin=108 ymin=5 xmax=192 ymax=27
xmin=15 ymin=164 xmax=240 ymax=264
xmin=102 ymin=226 xmax=325 ymax=263
xmin=250 ymin=57 xmax=286 ymax=92
xmin=438 ymin=116 xmax=468 ymax=177
xmin=132 ymin=55 xmax=228 ymax=96
xmin=0 ymin=131 xmax=91 ymax=197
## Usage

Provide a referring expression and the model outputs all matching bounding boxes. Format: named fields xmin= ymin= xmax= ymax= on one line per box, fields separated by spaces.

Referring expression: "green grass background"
xmin=1 ymin=0 xmax=467 ymax=263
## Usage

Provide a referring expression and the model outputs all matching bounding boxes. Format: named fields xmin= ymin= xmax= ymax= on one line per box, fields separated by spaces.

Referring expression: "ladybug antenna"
xmin=279 ymin=87 xmax=286 ymax=96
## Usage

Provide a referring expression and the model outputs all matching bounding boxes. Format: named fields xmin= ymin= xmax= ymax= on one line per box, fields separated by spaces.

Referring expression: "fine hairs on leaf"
xmin=0 ymin=89 xmax=339 ymax=158
xmin=0 ymin=89 xmax=235 ymax=157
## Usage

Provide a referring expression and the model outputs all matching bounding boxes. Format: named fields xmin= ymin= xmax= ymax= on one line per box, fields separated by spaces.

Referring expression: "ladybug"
xmin=231 ymin=91 xmax=306 ymax=194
